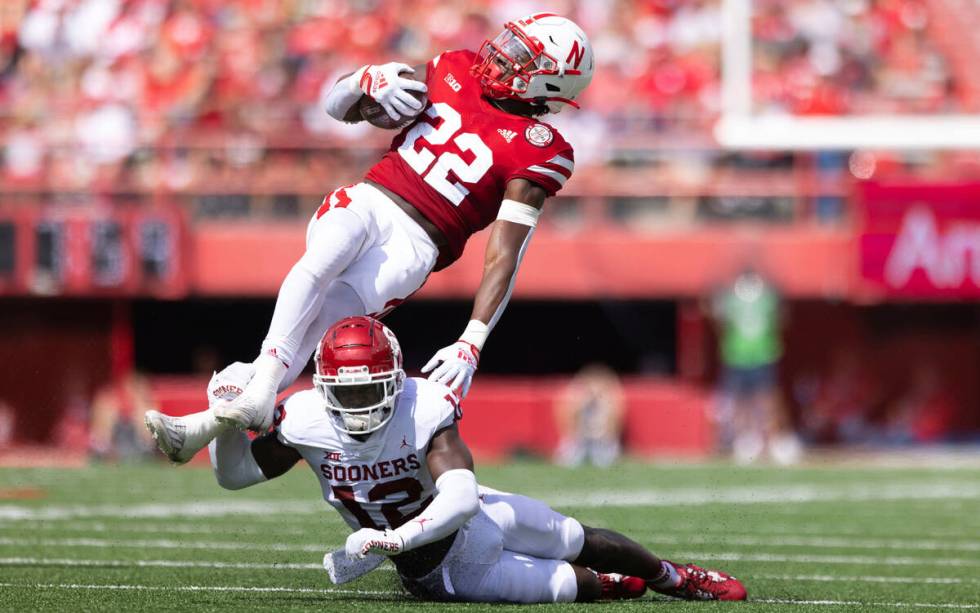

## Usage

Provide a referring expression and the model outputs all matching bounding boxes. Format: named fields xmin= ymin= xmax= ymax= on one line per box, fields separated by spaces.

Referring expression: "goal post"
xmin=715 ymin=0 xmax=980 ymax=150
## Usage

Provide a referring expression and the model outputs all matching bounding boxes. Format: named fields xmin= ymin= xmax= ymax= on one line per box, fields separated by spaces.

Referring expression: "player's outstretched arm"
xmin=345 ymin=423 xmax=478 ymax=559
xmin=422 ymin=179 xmax=546 ymax=397
xmin=209 ymin=428 xmax=301 ymax=490
xmin=323 ymin=63 xmax=428 ymax=123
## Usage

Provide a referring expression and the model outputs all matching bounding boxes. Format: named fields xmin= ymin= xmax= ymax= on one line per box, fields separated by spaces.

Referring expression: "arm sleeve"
xmin=393 ymin=468 xmax=479 ymax=551
xmin=209 ymin=429 xmax=268 ymax=491
xmin=323 ymin=67 xmax=367 ymax=122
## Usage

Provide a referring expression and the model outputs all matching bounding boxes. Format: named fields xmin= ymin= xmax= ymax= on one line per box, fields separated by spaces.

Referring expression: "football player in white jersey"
xmin=202 ymin=316 xmax=747 ymax=603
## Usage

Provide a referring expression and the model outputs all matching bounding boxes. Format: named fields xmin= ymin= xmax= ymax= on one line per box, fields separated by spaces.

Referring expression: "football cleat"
xmin=144 ymin=410 xmax=194 ymax=464
xmin=650 ymin=562 xmax=747 ymax=601
xmin=597 ymin=572 xmax=647 ymax=600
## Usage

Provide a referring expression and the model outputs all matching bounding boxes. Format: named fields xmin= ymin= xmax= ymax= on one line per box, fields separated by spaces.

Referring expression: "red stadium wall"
xmin=190 ymin=222 xmax=854 ymax=299
xmin=151 ymin=376 xmax=713 ymax=463
xmin=0 ymin=300 xmax=117 ymax=442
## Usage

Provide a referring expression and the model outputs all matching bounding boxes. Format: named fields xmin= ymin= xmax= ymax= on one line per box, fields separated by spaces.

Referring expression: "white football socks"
xmin=177 ymin=409 xmax=226 ymax=455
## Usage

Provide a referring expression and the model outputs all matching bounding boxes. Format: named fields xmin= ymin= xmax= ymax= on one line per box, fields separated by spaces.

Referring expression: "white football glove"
xmin=207 ymin=362 xmax=256 ymax=409
xmin=421 ymin=341 xmax=480 ymax=398
xmin=357 ymin=62 xmax=427 ymax=121
xmin=345 ymin=528 xmax=405 ymax=560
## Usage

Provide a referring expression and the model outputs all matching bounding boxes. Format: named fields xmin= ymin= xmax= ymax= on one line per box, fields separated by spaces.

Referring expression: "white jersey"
xmin=275 ymin=377 xmax=461 ymax=531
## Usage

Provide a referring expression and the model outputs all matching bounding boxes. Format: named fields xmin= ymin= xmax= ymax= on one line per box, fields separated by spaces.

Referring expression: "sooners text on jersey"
xmin=276 ymin=378 xmax=461 ymax=531
xmin=365 ymin=50 xmax=575 ymax=269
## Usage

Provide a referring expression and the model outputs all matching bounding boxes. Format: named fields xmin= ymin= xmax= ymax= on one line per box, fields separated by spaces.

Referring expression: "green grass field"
xmin=1 ymin=459 xmax=979 ymax=611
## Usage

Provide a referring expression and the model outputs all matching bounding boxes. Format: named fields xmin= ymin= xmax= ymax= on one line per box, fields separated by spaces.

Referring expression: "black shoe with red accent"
xmin=597 ymin=572 xmax=648 ymax=600
xmin=650 ymin=562 xmax=747 ymax=601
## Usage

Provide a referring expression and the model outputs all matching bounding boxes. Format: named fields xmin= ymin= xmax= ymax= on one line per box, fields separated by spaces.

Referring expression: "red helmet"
xmin=313 ymin=316 xmax=405 ymax=435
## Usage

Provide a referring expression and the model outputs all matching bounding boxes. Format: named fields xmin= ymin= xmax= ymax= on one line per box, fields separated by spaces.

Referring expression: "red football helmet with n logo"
xmin=473 ymin=13 xmax=594 ymax=114
xmin=314 ymin=316 xmax=405 ymax=435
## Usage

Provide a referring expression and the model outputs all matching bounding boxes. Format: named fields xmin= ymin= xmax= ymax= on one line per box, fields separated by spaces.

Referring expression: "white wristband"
xmin=459 ymin=319 xmax=489 ymax=351
xmin=496 ymin=199 xmax=541 ymax=227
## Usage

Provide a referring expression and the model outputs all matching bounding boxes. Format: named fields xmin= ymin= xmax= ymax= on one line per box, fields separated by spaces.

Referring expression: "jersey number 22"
xmin=398 ymin=103 xmax=493 ymax=206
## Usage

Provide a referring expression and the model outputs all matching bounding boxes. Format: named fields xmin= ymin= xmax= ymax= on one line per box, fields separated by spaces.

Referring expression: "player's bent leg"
xmin=276 ymin=280 xmax=365 ymax=391
xmin=574 ymin=525 xmax=665 ymax=579
xmin=477 ymin=486 xmax=584 ymax=561
xmin=216 ymin=206 xmax=373 ymax=431
xmin=455 ymin=551 xmax=580 ymax=603
xmin=575 ymin=524 xmax=747 ymax=601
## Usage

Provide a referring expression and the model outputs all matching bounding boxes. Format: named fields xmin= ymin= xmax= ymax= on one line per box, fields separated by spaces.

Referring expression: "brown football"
xmin=358 ymin=71 xmax=428 ymax=130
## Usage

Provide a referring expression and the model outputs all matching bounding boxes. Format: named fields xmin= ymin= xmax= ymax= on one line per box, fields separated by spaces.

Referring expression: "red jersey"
xmin=365 ymin=50 xmax=575 ymax=270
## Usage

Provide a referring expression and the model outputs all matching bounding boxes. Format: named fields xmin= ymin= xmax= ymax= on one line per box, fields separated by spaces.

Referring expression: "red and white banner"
xmin=859 ymin=182 xmax=980 ymax=299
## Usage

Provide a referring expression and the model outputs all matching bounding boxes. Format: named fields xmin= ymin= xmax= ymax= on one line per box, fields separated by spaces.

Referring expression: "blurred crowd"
xmin=0 ymin=0 xmax=971 ymax=204
xmin=753 ymin=0 xmax=956 ymax=115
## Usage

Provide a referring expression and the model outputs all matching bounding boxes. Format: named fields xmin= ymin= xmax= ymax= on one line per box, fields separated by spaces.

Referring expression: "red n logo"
xmin=565 ymin=40 xmax=585 ymax=69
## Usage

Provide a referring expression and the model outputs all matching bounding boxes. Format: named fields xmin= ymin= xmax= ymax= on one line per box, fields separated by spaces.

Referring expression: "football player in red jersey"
xmin=146 ymin=14 xmax=598 ymax=463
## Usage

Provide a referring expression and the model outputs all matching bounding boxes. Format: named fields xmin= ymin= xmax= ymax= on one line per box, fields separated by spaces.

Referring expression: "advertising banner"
xmin=859 ymin=182 xmax=980 ymax=299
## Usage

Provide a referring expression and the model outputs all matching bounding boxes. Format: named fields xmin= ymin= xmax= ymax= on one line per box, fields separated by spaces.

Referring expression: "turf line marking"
xmin=755 ymin=599 xmax=980 ymax=609
xmin=0 ymin=582 xmax=398 ymax=596
xmin=0 ymin=582 xmax=975 ymax=607
xmin=2 ymin=538 xmax=979 ymax=567
xmin=641 ymin=534 xmax=980 ymax=552
xmin=669 ymin=551 xmax=980 ymax=567
xmin=756 ymin=574 xmax=976 ymax=585
xmin=5 ymin=558 xmax=977 ymax=585
xmin=0 ymin=537 xmax=329 ymax=553
xmin=0 ymin=557 xmax=324 ymax=570
xmin=0 ymin=521 xmax=329 ymax=537
xmin=546 ymin=482 xmax=980 ymax=508
xmin=5 ymin=520 xmax=976 ymax=543
xmin=3 ymin=480 xmax=979 ymax=520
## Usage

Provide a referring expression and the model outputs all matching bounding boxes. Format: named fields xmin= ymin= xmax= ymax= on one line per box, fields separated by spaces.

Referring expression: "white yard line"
xmin=0 ymin=581 xmax=975 ymax=608
xmin=756 ymin=573 xmax=976 ymax=585
xmin=0 ymin=521 xmax=333 ymax=537
xmin=640 ymin=534 xmax=980 ymax=552
xmin=2 ymin=537 xmax=979 ymax=567
xmin=2 ymin=481 xmax=978 ymax=520
xmin=670 ymin=551 xmax=980 ymax=567
xmin=0 ymin=582 xmax=398 ymax=596
xmin=4 ymin=518 xmax=976 ymax=544
xmin=0 ymin=536 xmax=332 ymax=553
xmin=545 ymin=482 xmax=980 ymax=508
xmin=7 ymin=557 xmax=979 ymax=586
xmin=755 ymin=599 xmax=980 ymax=609
xmin=0 ymin=500 xmax=323 ymax=521
xmin=0 ymin=557 xmax=323 ymax=570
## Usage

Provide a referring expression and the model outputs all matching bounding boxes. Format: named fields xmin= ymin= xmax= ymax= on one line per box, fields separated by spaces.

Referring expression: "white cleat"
xmin=144 ymin=410 xmax=196 ymax=464
xmin=212 ymin=388 xmax=275 ymax=432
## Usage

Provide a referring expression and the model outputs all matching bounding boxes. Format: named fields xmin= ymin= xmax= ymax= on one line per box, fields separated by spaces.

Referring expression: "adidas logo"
xmin=497 ymin=128 xmax=517 ymax=143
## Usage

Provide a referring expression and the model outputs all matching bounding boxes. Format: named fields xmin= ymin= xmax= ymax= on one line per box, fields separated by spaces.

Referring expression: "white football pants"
xmin=408 ymin=485 xmax=586 ymax=603
xmin=260 ymin=183 xmax=439 ymax=389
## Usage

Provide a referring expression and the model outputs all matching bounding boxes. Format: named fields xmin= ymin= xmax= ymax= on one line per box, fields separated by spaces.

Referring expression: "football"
xmin=358 ymin=71 xmax=428 ymax=130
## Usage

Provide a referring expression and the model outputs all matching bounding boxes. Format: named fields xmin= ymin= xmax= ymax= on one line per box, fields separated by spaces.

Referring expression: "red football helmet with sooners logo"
xmin=314 ymin=316 xmax=405 ymax=435
xmin=472 ymin=13 xmax=594 ymax=113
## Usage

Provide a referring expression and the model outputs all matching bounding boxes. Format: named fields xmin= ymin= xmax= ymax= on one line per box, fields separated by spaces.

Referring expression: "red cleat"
xmin=598 ymin=572 xmax=648 ymax=600
xmin=651 ymin=562 xmax=747 ymax=601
